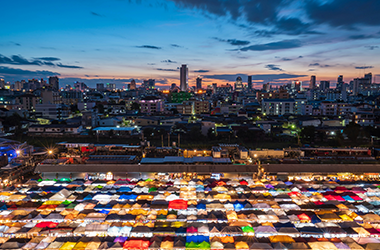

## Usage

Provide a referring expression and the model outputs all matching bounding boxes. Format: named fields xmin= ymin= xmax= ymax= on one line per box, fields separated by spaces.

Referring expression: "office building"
xmin=180 ymin=64 xmax=188 ymax=91
xmin=49 ymin=76 xmax=59 ymax=90
xmin=96 ymin=83 xmax=104 ymax=91
xmin=320 ymin=81 xmax=330 ymax=91
xmin=247 ymin=76 xmax=252 ymax=90
xmin=310 ymin=75 xmax=316 ymax=89
xmin=196 ymin=77 xmax=202 ymax=89
xmin=130 ymin=79 xmax=136 ymax=90
xmin=234 ymin=76 xmax=244 ymax=92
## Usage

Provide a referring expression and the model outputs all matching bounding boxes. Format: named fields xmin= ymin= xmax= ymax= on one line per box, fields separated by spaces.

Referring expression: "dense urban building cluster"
xmin=0 ymin=65 xmax=379 ymax=149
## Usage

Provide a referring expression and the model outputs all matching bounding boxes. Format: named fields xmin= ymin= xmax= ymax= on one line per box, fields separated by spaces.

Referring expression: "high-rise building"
xmin=49 ymin=76 xmax=59 ymax=90
xmin=309 ymin=75 xmax=316 ymax=89
xmin=180 ymin=64 xmax=188 ymax=91
xmin=142 ymin=79 xmax=155 ymax=89
xmin=320 ymin=81 xmax=330 ymax=91
xmin=291 ymin=80 xmax=302 ymax=92
xmin=336 ymin=75 xmax=344 ymax=91
xmin=130 ymin=79 xmax=136 ymax=90
xmin=365 ymin=73 xmax=372 ymax=84
xmin=234 ymin=76 xmax=243 ymax=92
xmin=247 ymin=76 xmax=252 ymax=90
xmin=196 ymin=77 xmax=202 ymax=89
xmin=96 ymin=83 xmax=104 ymax=91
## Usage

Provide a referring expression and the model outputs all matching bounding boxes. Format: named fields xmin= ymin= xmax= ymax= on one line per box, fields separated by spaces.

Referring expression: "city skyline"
xmin=1 ymin=0 xmax=380 ymax=88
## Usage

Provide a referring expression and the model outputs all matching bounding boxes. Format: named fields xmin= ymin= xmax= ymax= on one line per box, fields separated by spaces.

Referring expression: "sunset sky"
xmin=1 ymin=0 xmax=380 ymax=88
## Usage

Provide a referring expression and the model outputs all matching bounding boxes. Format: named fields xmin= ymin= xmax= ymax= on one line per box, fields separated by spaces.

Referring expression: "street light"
xmin=16 ymin=150 xmax=21 ymax=156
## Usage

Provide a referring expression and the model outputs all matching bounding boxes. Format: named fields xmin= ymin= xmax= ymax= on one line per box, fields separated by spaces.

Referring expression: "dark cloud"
xmin=365 ymin=45 xmax=379 ymax=50
xmin=34 ymin=57 xmax=60 ymax=61
xmin=265 ymin=64 xmax=283 ymax=71
xmin=0 ymin=54 xmax=64 ymax=67
xmin=355 ymin=66 xmax=373 ymax=69
xmin=203 ymin=73 xmax=307 ymax=82
xmin=11 ymin=42 xmax=21 ymax=46
xmin=308 ymin=63 xmax=332 ymax=68
xmin=193 ymin=70 xmax=209 ymax=73
xmin=239 ymin=39 xmax=302 ymax=51
xmin=147 ymin=63 xmax=156 ymax=65
xmin=0 ymin=66 xmax=60 ymax=77
xmin=214 ymin=37 xmax=250 ymax=46
xmin=156 ymin=68 xmax=178 ymax=71
xmin=161 ymin=59 xmax=177 ymax=63
xmin=348 ymin=34 xmax=378 ymax=40
xmin=171 ymin=44 xmax=182 ymax=47
xmin=90 ymin=11 xmax=104 ymax=17
xmin=171 ymin=0 xmax=317 ymax=35
xmin=56 ymin=63 xmax=83 ymax=69
xmin=136 ymin=45 xmax=162 ymax=49
xmin=305 ymin=0 xmax=380 ymax=28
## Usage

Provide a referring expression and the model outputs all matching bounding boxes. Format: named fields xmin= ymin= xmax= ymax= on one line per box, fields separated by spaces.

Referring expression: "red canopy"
xmin=35 ymin=222 xmax=59 ymax=228
xmin=297 ymin=213 xmax=311 ymax=221
xmin=123 ymin=240 xmax=150 ymax=249
xmin=168 ymin=199 xmax=188 ymax=210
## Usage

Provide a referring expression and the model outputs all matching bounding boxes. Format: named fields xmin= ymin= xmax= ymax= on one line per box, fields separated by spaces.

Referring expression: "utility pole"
xmin=168 ymin=133 xmax=170 ymax=147
xmin=178 ymin=134 xmax=180 ymax=147
xmin=161 ymin=134 xmax=164 ymax=148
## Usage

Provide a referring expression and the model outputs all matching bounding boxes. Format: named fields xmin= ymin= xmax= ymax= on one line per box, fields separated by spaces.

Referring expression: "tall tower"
xmin=309 ymin=75 xmax=316 ymax=89
xmin=196 ymin=76 xmax=202 ymax=89
xmin=248 ymin=76 xmax=252 ymax=90
xmin=336 ymin=75 xmax=343 ymax=91
xmin=180 ymin=64 xmax=188 ymax=91
xmin=49 ymin=76 xmax=59 ymax=90
xmin=130 ymin=79 xmax=136 ymax=90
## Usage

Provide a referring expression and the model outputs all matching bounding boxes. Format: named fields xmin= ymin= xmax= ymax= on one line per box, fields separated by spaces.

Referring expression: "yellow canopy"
xmin=269 ymin=235 xmax=295 ymax=243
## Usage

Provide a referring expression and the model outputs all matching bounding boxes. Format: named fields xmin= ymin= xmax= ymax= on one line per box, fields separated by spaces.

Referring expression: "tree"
xmin=344 ymin=122 xmax=361 ymax=144
xmin=188 ymin=126 xmax=203 ymax=141
xmin=70 ymin=104 xmax=79 ymax=113
xmin=96 ymin=103 xmax=104 ymax=114
xmin=131 ymin=102 xmax=140 ymax=112
xmin=207 ymin=128 xmax=216 ymax=140
xmin=108 ymin=129 xmax=114 ymax=138
xmin=300 ymin=126 xmax=315 ymax=143
xmin=143 ymin=127 xmax=155 ymax=139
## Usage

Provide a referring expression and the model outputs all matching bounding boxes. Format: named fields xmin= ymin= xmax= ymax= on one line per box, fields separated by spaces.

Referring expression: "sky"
xmin=1 ymin=0 xmax=380 ymax=89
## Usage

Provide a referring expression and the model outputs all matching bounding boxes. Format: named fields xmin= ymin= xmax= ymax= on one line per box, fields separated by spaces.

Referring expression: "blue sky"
xmin=1 ymin=0 xmax=380 ymax=88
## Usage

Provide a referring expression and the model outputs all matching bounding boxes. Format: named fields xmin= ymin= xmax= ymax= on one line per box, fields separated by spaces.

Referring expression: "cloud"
xmin=193 ymin=70 xmax=209 ymax=73
xmin=239 ymin=39 xmax=302 ymax=51
xmin=90 ymin=11 xmax=104 ymax=17
xmin=0 ymin=66 xmax=60 ymax=77
xmin=214 ymin=37 xmax=250 ymax=46
xmin=355 ymin=66 xmax=373 ymax=69
xmin=171 ymin=44 xmax=182 ymax=47
xmin=308 ymin=63 xmax=332 ymax=68
xmin=136 ymin=45 xmax=162 ymax=49
xmin=34 ymin=57 xmax=60 ymax=61
xmin=11 ymin=42 xmax=21 ymax=46
xmin=171 ymin=0 xmax=317 ymax=35
xmin=265 ymin=64 xmax=283 ymax=71
xmin=56 ymin=63 xmax=83 ymax=69
xmin=365 ymin=45 xmax=379 ymax=50
xmin=305 ymin=0 xmax=380 ymax=28
xmin=203 ymin=73 xmax=307 ymax=82
xmin=161 ymin=59 xmax=177 ymax=63
xmin=156 ymin=68 xmax=178 ymax=71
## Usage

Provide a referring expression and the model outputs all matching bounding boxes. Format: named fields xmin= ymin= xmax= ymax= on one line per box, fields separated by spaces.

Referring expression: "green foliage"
xmin=300 ymin=126 xmax=315 ymax=143
xmin=343 ymin=122 xmax=361 ymax=144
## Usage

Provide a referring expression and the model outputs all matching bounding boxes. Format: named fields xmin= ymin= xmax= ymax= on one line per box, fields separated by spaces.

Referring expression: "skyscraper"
xmin=130 ymin=79 xmax=136 ymax=90
xmin=309 ymin=75 xmax=316 ymax=89
xmin=49 ymin=76 xmax=59 ymax=90
xmin=234 ymin=76 xmax=243 ymax=91
xmin=336 ymin=75 xmax=344 ymax=91
xmin=320 ymin=81 xmax=330 ymax=91
xmin=180 ymin=64 xmax=188 ymax=91
xmin=196 ymin=76 xmax=202 ymax=89
xmin=248 ymin=76 xmax=252 ymax=90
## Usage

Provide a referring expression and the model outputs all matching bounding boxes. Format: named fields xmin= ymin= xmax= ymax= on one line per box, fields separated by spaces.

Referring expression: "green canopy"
xmin=242 ymin=226 xmax=255 ymax=233
xmin=198 ymin=241 xmax=210 ymax=249
xmin=146 ymin=178 xmax=153 ymax=182
xmin=186 ymin=241 xmax=198 ymax=248
xmin=62 ymin=200 xmax=72 ymax=205
xmin=149 ymin=187 xmax=158 ymax=193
